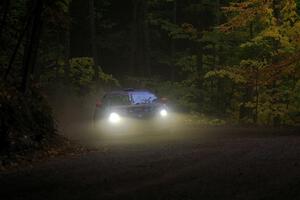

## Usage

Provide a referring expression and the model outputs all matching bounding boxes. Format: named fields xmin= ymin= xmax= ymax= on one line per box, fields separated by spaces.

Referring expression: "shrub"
xmin=39 ymin=57 xmax=119 ymax=96
xmin=0 ymin=84 xmax=56 ymax=153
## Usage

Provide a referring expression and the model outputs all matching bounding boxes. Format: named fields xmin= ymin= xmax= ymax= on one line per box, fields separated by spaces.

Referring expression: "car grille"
xmin=127 ymin=106 xmax=154 ymax=117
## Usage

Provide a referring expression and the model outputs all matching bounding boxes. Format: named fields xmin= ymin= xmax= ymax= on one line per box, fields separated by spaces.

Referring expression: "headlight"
xmin=108 ymin=112 xmax=121 ymax=123
xmin=160 ymin=109 xmax=168 ymax=117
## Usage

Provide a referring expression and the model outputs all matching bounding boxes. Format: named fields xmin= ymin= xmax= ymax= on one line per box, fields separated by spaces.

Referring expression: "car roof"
xmin=106 ymin=89 xmax=154 ymax=96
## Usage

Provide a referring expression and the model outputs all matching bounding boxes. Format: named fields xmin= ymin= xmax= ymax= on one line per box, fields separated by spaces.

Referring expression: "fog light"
xmin=108 ymin=112 xmax=121 ymax=123
xmin=160 ymin=109 xmax=168 ymax=117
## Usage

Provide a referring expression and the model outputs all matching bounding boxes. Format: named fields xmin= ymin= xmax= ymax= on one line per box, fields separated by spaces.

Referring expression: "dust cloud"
xmin=46 ymin=87 xmax=194 ymax=148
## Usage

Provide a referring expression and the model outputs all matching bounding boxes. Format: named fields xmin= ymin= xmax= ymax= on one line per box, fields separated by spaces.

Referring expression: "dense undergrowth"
xmin=123 ymin=76 xmax=300 ymax=127
xmin=0 ymin=84 xmax=56 ymax=154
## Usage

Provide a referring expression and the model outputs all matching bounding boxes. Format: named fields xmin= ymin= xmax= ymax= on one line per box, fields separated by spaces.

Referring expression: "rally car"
xmin=93 ymin=89 xmax=169 ymax=127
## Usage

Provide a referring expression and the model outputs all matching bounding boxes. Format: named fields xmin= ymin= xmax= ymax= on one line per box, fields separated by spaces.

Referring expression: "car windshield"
xmin=105 ymin=94 xmax=131 ymax=106
xmin=131 ymin=92 xmax=157 ymax=104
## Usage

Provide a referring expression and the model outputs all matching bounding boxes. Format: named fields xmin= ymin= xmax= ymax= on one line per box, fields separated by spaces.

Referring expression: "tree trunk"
xmin=0 ymin=0 xmax=10 ymax=38
xmin=273 ymin=0 xmax=281 ymax=24
xmin=137 ymin=0 xmax=143 ymax=76
xmin=88 ymin=0 xmax=99 ymax=80
xmin=253 ymin=66 xmax=259 ymax=124
xmin=4 ymin=13 xmax=33 ymax=81
xmin=170 ymin=0 xmax=177 ymax=81
xmin=215 ymin=0 xmax=220 ymax=25
xmin=130 ymin=0 xmax=138 ymax=76
xmin=143 ymin=0 xmax=151 ymax=77
xmin=64 ymin=24 xmax=70 ymax=83
xmin=21 ymin=0 xmax=43 ymax=93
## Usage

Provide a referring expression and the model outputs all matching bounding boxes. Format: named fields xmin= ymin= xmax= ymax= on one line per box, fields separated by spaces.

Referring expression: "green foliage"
xmin=153 ymin=81 xmax=201 ymax=111
xmin=203 ymin=0 xmax=300 ymax=125
xmin=175 ymin=55 xmax=198 ymax=73
xmin=52 ymin=0 xmax=71 ymax=13
xmin=205 ymin=69 xmax=246 ymax=84
xmin=0 ymin=84 xmax=56 ymax=153
xmin=98 ymin=70 xmax=120 ymax=87
xmin=68 ymin=57 xmax=119 ymax=94
xmin=182 ymin=113 xmax=226 ymax=126
xmin=69 ymin=57 xmax=95 ymax=92
xmin=39 ymin=57 xmax=119 ymax=95
xmin=1 ymin=0 xmax=299 ymax=129
xmin=0 ymin=0 xmax=74 ymax=153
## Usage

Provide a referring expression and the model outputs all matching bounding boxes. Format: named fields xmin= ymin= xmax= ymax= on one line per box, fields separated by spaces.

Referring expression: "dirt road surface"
xmin=1 ymin=123 xmax=300 ymax=200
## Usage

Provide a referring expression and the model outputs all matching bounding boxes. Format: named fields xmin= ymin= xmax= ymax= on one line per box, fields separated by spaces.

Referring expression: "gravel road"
xmin=0 ymin=126 xmax=300 ymax=200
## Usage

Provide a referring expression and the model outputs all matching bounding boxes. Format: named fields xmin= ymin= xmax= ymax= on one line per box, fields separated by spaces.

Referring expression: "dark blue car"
xmin=93 ymin=89 xmax=168 ymax=126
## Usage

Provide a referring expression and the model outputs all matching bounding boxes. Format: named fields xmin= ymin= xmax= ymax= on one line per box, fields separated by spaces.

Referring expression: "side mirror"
xmin=96 ymin=100 xmax=102 ymax=108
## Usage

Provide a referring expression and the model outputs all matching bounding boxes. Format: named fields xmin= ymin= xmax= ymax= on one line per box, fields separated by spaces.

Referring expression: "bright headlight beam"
xmin=160 ymin=109 xmax=168 ymax=117
xmin=108 ymin=112 xmax=121 ymax=123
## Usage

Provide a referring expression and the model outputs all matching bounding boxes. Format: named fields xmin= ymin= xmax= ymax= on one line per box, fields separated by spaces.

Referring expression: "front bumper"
xmin=95 ymin=113 xmax=171 ymax=134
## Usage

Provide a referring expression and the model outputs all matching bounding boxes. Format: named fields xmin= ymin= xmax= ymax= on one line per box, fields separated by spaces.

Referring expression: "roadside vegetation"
xmin=1 ymin=0 xmax=300 ymax=164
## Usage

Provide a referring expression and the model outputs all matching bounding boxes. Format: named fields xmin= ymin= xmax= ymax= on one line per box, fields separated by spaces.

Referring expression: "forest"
xmin=1 ymin=0 xmax=300 ymax=152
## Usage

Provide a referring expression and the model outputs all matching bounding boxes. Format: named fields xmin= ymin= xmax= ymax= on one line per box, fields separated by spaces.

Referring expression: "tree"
xmin=21 ymin=0 xmax=44 ymax=93
xmin=207 ymin=0 xmax=300 ymax=125
xmin=88 ymin=0 xmax=99 ymax=80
